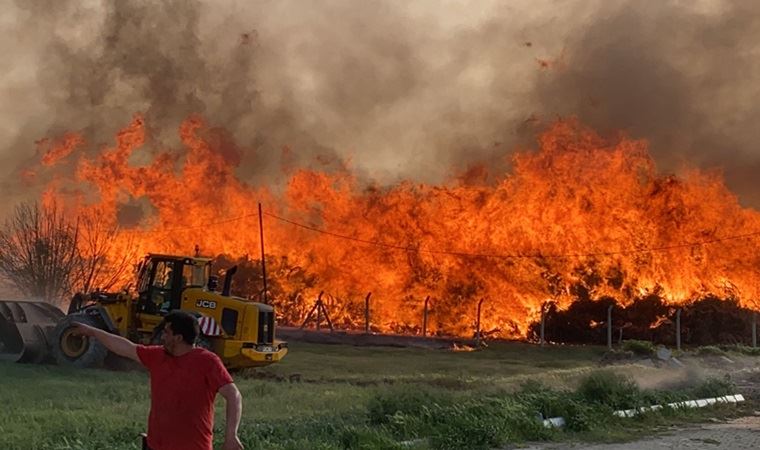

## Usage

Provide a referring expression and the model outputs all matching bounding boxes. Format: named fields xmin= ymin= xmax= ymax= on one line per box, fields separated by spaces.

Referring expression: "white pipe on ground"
xmin=613 ymin=394 xmax=745 ymax=418
xmin=542 ymin=394 xmax=745 ymax=428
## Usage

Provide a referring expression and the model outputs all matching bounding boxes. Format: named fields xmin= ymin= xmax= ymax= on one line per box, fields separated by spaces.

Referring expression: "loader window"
xmin=153 ymin=262 xmax=175 ymax=290
xmin=151 ymin=260 xmax=177 ymax=313
xmin=182 ymin=263 xmax=209 ymax=288
xmin=221 ymin=308 xmax=238 ymax=336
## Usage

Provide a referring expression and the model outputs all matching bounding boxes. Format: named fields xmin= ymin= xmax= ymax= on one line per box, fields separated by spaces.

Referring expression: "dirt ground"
xmin=523 ymin=415 xmax=760 ymax=449
xmin=521 ymin=354 xmax=760 ymax=450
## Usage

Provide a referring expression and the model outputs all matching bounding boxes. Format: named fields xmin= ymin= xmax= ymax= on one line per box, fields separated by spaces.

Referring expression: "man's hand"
xmin=222 ymin=435 xmax=244 ymax=450
xmin=69 ymin=321 xmax=139 ymax=362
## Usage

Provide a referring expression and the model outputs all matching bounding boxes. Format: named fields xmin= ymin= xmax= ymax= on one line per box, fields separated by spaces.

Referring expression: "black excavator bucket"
xmin=0 ymin=301 xmax=64 ymax=363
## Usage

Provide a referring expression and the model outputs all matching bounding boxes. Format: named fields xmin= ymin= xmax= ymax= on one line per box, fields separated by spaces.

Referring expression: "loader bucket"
xmin=0 ymin=301 xmax=64 ymax=363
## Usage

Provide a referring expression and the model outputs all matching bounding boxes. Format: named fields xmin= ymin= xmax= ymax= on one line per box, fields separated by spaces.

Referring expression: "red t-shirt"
xmin=136 ymin=345 xmax=234 ymax=450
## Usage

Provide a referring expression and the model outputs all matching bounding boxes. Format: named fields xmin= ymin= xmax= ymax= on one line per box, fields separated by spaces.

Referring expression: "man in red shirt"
xmin=73 ymin=311 xmax=244 ymax=450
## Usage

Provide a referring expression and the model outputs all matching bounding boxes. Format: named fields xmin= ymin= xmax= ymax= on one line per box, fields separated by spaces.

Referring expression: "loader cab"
xmin=136 ymin=254 xmax=212 ymax=314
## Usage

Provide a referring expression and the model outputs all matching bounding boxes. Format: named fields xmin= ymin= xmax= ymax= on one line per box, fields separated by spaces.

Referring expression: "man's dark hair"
xmin=163 ymin=311 xmax=200 ymax=344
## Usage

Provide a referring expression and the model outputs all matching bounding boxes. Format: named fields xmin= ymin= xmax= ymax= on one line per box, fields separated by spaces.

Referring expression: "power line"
xmin=121 ymin=212 xmax=259 ymax=234
xmin=264 ymin=212 xmax=524 ymax=259
xmin=114 ymin=207 xmax=760 ymax=260
xmin=263 ymin=211 xmax=760 ymax=260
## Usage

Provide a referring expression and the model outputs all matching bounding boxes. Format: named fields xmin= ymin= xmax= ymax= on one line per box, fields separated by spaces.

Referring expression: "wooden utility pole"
xmin=258 ymin=203 xmax=268 ymax=304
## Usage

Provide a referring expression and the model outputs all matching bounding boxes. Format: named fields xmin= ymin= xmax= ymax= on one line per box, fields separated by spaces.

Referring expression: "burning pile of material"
xmin=22 ymin=116 xmax=760 ymax=339
xmin=4 ymin=1 xmax=760 ymax=342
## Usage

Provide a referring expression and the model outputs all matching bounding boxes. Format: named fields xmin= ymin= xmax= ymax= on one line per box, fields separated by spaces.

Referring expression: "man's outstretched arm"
xmin=72 ymin=322 xmax=139 ymax=362
xmin=219 ymin=383 xmax=244 ymax=450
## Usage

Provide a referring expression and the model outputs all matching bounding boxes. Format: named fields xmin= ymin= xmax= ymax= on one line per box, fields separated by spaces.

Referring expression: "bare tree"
xmin=0 ymin=202 xmax=80 ymax=304
xmin=71 ymin=210 xmax=136 ymax=294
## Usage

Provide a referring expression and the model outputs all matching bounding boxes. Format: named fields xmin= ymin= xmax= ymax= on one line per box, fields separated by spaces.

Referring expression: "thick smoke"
xmin=1 ymin=0 xmax=759 ymax=216
xmin=533 ymin=1 xmax=760 ymax=207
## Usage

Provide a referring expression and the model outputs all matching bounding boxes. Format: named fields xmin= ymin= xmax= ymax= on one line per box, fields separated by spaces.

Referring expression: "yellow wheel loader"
xmin=0 ymin=253 xmax=287 ymax=369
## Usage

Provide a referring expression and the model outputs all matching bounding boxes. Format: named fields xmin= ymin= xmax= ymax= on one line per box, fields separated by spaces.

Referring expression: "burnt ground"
xmin=277 ymin=326 xmax=478 ymax=349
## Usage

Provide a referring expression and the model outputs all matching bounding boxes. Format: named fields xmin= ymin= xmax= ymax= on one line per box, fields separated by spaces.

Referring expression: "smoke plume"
xmin=1 ymin=0 xmax=759 ymax=215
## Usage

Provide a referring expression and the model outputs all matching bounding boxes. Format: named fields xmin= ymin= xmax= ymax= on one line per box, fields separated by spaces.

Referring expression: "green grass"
xmin=695 ymin=346 xmax=727 ymax=357
xmin=717 ymin=344 xmax=760 ymax=356
xmin=620 ymin=340 xmax=656 ymax=357
xmin=0 ymin=341 xmax=747 ymax=450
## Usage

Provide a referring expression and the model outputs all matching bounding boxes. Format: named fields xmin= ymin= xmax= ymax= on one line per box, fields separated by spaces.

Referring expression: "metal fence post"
xmin=607 ymin=305 xmax=613 ymax=350
xmin=540 ymin=302 xmax=547 ymax=347
xmin=316 ymin=300 xmax=322 ymax=331
xmin=753 ymin=311 xmax=757 ymax=349
xmin=422 ymin=296 xmax=429 ymax=337
xmin=476 ymin=299 xmax=484 ymax=347
xmin=364 ymin=292 xmax=372 ymax=334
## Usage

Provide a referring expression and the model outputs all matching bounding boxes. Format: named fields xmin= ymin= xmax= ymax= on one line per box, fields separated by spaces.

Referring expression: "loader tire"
xmin=52 ymin=315 xmax=108 ymax=369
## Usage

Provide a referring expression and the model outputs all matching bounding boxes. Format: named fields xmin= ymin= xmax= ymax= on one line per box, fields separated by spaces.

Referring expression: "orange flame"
xmin=40 ymin=133 xmax=84 ymax=166
xmin=31 ymin=115 xmax=760 ymax=338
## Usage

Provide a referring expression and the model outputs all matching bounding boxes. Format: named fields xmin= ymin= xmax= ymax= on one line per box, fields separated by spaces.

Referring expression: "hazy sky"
xmin=1 ymin=0 xmax=758 ymax=214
